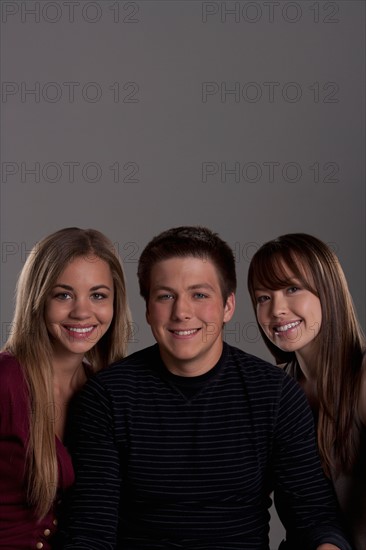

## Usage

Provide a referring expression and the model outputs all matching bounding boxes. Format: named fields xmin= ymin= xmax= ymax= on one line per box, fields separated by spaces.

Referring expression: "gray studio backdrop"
xmin=1 ymin=1 xmax=365 ymax=547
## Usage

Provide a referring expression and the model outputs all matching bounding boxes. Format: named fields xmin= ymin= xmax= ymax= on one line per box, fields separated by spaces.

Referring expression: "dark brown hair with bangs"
xmin=247 ymin=233 xmax=365 ymax=476
xmin=247 ymin=235 xmax=321 ymax=365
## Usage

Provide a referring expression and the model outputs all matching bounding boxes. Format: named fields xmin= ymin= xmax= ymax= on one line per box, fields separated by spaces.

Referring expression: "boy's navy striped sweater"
xmin=63 ymin=343 xmax=351 ymax=550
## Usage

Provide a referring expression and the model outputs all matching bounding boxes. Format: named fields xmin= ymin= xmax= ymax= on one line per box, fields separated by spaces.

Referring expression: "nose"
xmin=171 ymin=295 xmax=192 ymax=321
xmin=69 ymin=297 xmax=92 ymax=320
xmin=270 ymin=292 xmax=288 ymax=317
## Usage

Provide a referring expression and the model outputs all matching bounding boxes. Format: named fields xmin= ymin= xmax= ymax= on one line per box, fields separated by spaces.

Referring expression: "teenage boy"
xmin=63 ymin=226 xmax=351 ymax=550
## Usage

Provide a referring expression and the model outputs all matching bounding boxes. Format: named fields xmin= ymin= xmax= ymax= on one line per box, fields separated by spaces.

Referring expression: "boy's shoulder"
xmin=93 ymin=344 xmax=161 ymax=383
xmin=225 ymin=343 xmax=286 ymax=379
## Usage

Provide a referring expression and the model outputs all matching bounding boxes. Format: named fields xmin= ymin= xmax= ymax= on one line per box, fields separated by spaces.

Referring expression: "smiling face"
xmin=146 ymin=256 xmax=235 ymax=376
xmin=254 ymin=274 xmax=322 ymax=364
xmin=45 ymin=255 xmax=114 ymax=364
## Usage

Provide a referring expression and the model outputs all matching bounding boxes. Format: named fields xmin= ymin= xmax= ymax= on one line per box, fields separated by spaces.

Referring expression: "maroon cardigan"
xmin=0 ymin=352 xmax=74 ymax=549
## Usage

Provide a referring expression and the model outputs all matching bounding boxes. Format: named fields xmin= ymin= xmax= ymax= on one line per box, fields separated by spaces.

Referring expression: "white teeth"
xmin=68 ymin=327 xmax=94 ymax=334
xmin=174 ymin=329 xmax=198 ymax=336
xmin=275 ymin=321 xmax=301 ymax=333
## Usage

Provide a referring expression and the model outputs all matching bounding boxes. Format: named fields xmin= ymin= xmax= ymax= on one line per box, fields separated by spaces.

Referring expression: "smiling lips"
xmin=170 ymin=328 xmax=201 ymax=337
xmin=273 ymin=320 xmax=302 ymax=334
xmin=63 ymin=325 xmax=96 ymax=338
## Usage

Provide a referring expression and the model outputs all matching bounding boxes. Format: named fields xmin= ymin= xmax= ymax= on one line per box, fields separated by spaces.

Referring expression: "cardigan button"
xmin=44 ymin=529 xmax=51 ymax=536
xmin=53 ymin=519 xmax=58 ymax=526
xmin=36 ymin=543 xmax=44 ymax=549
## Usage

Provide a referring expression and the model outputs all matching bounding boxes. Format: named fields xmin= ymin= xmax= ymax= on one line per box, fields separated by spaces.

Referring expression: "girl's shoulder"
xmin=0 ymin=352 xmax=29 ymax=424
xmin=0 ymin=352 xmax=26 ymax=393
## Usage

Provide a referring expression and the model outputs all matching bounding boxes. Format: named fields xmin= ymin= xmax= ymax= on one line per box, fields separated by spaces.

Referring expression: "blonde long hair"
xmin=3 ymin=227 xmax=132 ymax=518
xmin=247 ymin=233 xmax=365 ymax=477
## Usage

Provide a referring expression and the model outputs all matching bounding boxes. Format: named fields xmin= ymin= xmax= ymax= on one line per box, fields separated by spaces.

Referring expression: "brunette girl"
xmin=247 ymin=233 xmax=366 ymax=550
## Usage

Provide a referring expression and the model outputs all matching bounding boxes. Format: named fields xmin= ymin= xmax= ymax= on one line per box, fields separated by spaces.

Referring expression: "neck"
xmin=166 ymin=362 xmax=215 ymax=377
xmin=161 ymin=342 xmax=223 ymax=377
xmin=51 ymin=351 xmax=87 ymax=392
xmin=294 ymin=344 xmax=319 ymax=382
xmin=293 ymin=350 xmax=320 ymax=412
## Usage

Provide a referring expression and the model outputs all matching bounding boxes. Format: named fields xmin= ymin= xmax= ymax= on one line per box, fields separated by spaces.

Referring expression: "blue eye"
xmin=54 ymin=292 xmax=71 ymax=300
xmin=91 ymin=293 xmax=107 ymax=300
xmin=157 ymin=294 xmax=174 ymax=301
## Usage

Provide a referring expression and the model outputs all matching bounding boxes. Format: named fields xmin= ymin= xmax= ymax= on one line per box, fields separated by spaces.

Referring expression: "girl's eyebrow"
xmin=52 ymin=284 xmax=112 ymax=291
xmin=254 ymin=278 xmax=300 ymax=292
xmin=52 ymin=284 xmax=73 ymax=290
xmin=90 ymin=285 xmax=112 ymax=291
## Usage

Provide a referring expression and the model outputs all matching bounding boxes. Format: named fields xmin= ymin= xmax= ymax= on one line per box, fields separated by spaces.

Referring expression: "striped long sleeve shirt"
xmin=63 ymin=343 xmax=351 ymax=550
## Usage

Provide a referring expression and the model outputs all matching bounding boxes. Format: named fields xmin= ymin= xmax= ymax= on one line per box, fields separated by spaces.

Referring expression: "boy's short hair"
xmin=138 ymin=226 xmax=236 ymax=303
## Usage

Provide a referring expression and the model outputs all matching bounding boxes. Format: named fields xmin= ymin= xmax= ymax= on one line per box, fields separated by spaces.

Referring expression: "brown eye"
xmin=256 ymin=295 xmax=269 ymax=304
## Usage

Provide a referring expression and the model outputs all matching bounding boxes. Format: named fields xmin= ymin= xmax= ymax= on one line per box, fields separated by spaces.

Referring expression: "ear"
xmin=145 ymin=307 xmax=151 ymax=326
xmin=223 ymin=293 xmax=235 ymax=323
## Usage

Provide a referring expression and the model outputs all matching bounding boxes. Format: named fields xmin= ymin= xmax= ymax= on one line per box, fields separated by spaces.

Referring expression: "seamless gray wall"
xmin=1 ymin=1 xmax=365 ymax=547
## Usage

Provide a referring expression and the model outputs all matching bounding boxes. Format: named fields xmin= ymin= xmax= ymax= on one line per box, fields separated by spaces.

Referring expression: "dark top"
xmin=63 ymin=343 xmax=351 ymax=550
xmin=0 ymin=352 xmax=75 ymax=549
xmin=283 ymin=360 xmax=366 ymax=550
